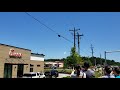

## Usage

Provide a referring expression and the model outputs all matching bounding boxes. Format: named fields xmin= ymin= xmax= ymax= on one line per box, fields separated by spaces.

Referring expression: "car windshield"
xmin=23 ymin=73 xmax=36 ymax=77
xmin=40 ymin=73 xmax=43 ymax=75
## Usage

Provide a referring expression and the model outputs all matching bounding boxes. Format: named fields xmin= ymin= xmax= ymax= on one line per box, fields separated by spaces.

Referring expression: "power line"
xmin=25 ymin=12 xmax=73 ymax=43
xmin=24 ymin=12 xmax=100 ymax=60
xmin=83 ymin=35 xmax=101 ymax=57
xmin=82 ymin=35 xmax=92 ymax=45
xmin=25 ymin=12 xmax=58 ymax=34
xmin=80 ymin=34 xmax=95 ymax=55
xmin=80 ymin=49 xmax=91 ymax=57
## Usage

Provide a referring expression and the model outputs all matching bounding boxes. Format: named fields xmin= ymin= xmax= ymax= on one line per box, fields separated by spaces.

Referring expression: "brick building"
xmin=0 ymin=43 xmax=45 ymax=78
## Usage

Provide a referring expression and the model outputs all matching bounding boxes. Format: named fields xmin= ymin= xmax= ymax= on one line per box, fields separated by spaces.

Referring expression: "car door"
xmin=40 ymin=73 xmax=43 ymax=78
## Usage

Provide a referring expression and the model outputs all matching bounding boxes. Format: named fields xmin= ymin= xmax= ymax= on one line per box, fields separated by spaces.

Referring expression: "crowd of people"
xmin=70 ymin=62 xmax=120 ymax=78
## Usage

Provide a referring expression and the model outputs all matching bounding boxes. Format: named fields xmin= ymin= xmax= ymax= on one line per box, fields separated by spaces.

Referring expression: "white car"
xmin=37 ymin=72 xmax=46 ymax=78
xmin=22 ymin=72 xmax=46 ymax=78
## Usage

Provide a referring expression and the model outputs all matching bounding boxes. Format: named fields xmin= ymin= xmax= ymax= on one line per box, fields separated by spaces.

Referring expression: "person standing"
xmin=79 ymin=66 xmax=86 ymax=78
xmin=113 ymin=67 xmax=120 ymax=78
xmin=70 ymin=65 xmax=80 ymax=78
xmin=83 ymin=62 xmax=95 ymax=78
xmin=101 ymin=65 xmax=115 ymax=78
xmin=70 ymin=65 xmax=86 ymax=78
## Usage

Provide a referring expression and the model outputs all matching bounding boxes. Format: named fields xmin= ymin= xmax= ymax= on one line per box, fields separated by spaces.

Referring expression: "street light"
xmin=104 ymin=50 xmax=120 ymax=66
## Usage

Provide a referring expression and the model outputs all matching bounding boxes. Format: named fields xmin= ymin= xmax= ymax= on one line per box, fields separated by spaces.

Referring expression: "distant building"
xmin=45 ymin=61 xmax=64 ymax=68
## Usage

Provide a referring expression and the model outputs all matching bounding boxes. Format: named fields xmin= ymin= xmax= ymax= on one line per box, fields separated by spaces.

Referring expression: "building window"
xmin=30 ymin=68 xmax=33 ymax=72
xmin=30 ymin=64 xmax=34 ymax=67
xmin=37 ymin=65 xmax=40 ymax=67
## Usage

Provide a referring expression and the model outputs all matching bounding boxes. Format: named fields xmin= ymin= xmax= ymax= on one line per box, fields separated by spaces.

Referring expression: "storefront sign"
xmin=9 ymin=49 xmax=22 ymax=58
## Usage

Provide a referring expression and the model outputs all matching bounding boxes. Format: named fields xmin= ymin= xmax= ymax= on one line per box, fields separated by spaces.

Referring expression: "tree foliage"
xmin=64 ymin=47 xmax=83 ymax=68
xmin=81 ymin=57 xmax=120 ymax=66
xmin=45 ymin=48 xmax=120 ymax=67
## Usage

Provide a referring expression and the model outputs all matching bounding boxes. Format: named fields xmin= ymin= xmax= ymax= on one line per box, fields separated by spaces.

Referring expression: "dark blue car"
xmin=50 ymin=69 xmax=59 ymax=78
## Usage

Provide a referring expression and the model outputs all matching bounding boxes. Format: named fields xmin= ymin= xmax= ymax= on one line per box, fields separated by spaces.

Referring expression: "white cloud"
xmin=64 ymin=51 xmax=66 ymax=55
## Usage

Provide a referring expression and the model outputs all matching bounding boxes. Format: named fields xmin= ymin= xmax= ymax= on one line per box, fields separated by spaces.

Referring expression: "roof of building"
xmin=31 ymin=53 xmax=45 ymax=56
xmin=0 ymin=43 xmax=31 ymax=51
xmin=0 ymin=43 xmax=45 ymax=56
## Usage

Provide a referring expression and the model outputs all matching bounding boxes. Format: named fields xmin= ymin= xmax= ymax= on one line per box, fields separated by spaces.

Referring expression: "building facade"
xmin=30 ymin=53 xmax=44 ymax=73
xmin=45 ymin=61 xmax=64 ymax=68
xmin=0 ymin=43 xmax=45 ymax=78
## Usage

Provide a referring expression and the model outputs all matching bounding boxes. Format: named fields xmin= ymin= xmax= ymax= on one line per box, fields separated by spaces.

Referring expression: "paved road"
xmin=57 ymin=73 xmax=71 ymax=78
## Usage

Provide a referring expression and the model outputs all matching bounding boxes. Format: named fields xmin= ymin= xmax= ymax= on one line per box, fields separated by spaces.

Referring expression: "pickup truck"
xmin=22 ymin=72 xmax=46 ymax=78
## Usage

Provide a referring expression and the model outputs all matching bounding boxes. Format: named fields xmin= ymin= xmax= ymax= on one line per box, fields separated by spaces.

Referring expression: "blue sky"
xmin=0 ymin=12 xmax=120 ymax=62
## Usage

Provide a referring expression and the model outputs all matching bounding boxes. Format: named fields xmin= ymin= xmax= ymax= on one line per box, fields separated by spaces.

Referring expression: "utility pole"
xmin=90 ymin=44 xmax=96 ymax=66
xmin=69 ymin=27 xmax=80 ymax=67
xmin=100 ymin=53 xmax=103 ymax=76
xmin=100 ymin=53 xmax=102 ymax=65
xmin=90 ymin=44 xmax=94 ymax=58
xmin=69 ymin=27 xmax=80 ymax=49
xmin=104 ymin=51 xmax=107 ymax=66
xmin=76 ymin=32 xmax=83 ymax=55
xmin=104 ymin=50 xmax=120 ymax=66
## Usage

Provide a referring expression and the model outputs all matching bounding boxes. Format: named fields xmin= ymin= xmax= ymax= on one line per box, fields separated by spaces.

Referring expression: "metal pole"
xmin=95 ymin=58 xmax=96 ymax=66
xmin=69 ymin=27 xmax=80 ymax=50
xmin=100 ymin=53 xmax=102 ymax=65
xmin=77 ymin=32 xmax=83 ymax=55
xmin=104 ymin=50 xmax=120 ymax=65
xmin=74 ymin=27 xmax=76 ymax=48
xmin=77 ymin=32 xmax=80 ymax=55
xmin=104 ymin=51 xmax=106 ymax=66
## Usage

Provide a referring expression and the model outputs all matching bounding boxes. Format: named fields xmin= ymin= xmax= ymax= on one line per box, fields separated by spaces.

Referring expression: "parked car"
xmin=22 ymin=72 xmax=46 ymax=78
xmin=44 ymin=71 xmax=51 ymax=78
xmin=44 ymin=69 xmax=59 ymax=78
xmin=38 ymin=72 xmax=46 ymax=78
xmin=50 ymin=69 xmax=59 ymax=78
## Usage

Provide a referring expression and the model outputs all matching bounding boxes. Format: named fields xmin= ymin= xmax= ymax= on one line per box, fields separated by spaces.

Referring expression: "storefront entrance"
xmin=4 ymin=63 xmax=12 ymax=78
xmin=17 ymin=64 xmax=24 ymax=78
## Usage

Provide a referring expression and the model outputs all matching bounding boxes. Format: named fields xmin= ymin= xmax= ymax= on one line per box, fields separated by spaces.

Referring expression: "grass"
xmin=44 ymin=68 xmax=72 ymax=74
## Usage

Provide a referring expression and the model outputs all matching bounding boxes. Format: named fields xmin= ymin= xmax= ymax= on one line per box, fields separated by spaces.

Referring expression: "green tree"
xmin=87 ymin=58 xmax=93 ymax=66
xmin=64 ymin=47 xmax=83 ymax=68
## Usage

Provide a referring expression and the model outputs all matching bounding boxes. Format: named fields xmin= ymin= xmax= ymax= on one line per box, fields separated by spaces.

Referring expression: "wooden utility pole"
xmin=69 ymin=27 xmax=80 ymax=49
xmin=90 ymin=44 xmax=96 ymax=66
xmin=76 ymin=32 xmax=83 ymax=55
